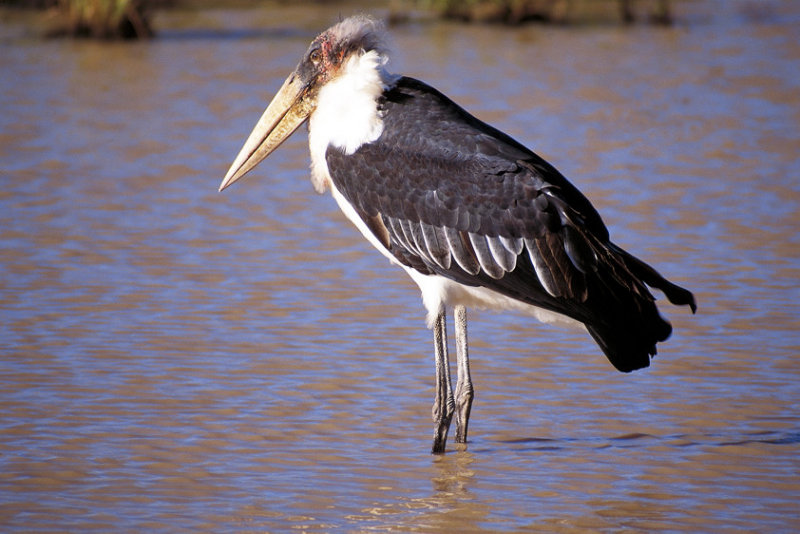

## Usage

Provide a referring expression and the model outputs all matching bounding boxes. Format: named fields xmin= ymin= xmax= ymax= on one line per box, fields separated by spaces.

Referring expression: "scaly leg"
xmin=453 ymin=305 xmax=474 ymax=444
xmin=431 ymin=307 xmax=454 ymax=454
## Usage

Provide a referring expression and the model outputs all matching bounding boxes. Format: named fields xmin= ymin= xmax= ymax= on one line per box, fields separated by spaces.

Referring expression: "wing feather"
xmin=445 ymin=226 xmax=481 ymax=275
xmin=499 ymin=235 xmax=524 ymax=255
xmin=386 ymin=216 xmax=413 ymax=252
xmin=420 ymin=221 xmax=451 ymax=270
xmin=524 ymin=238 xmax=561 ymax=298
xmin=407 ymin=219 xmax=429 ymax=259
xmin=487 ymin=235 xmax=517 ymax=272
xmin=469 ymin=232 xmax=505 ymax=279
xmin=398 ymin=219 xmax=422 ymax=257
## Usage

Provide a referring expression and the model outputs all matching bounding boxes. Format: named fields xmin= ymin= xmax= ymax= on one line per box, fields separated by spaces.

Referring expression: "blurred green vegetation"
xmin=411 ymin=0 xmax=671 ymax=24
xmin=0 ymin=0 xmax=674 ymax=39
xmin=0 ymin=0 xmax=156 ymax=37
xmin=52 ymin=0 xmax=153 ymax=38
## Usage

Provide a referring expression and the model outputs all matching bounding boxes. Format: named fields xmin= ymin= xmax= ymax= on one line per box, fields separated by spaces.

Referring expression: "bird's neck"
xmin=308 ymin=50 xmax=396 ymax=194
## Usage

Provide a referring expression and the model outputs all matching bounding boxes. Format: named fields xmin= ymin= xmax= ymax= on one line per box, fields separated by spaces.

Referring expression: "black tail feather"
xmin=587 ymin=317 xmax=670 ymax=373
xmin=613 ymin=244 xmax=697 ymax=314
xmin=585 ymin=244 xmax=696 ymax=373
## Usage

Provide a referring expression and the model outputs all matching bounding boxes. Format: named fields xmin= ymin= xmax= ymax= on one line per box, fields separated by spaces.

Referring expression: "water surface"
xmin=1 ymin=1 xmax=799 ymax=531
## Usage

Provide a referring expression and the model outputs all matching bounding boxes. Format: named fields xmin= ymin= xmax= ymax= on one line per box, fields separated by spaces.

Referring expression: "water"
xmin=1 ymin=1 xmax=799 ymax=531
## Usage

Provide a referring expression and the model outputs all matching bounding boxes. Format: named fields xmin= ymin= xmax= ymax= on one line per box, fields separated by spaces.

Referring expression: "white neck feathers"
xmin=308 ymin=50 xmax=393 ymax=193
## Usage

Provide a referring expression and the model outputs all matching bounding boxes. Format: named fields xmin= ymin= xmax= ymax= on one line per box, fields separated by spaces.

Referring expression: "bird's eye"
xmin=309 ymin=49 xmax=322 ymax=65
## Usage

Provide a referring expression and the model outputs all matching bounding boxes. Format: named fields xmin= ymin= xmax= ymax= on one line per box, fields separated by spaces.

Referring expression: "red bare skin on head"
xmin=321 ymin=34 xmax=336 ymax=69
xmin=314 ymin=23 xmax=373 ymax=83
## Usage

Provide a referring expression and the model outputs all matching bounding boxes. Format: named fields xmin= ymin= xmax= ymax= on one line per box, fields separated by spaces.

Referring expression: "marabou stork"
xmin=219 ymin=15 xmax=696 ymax=454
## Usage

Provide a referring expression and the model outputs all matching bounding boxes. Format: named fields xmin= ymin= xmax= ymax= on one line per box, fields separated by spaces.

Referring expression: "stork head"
xmin=219 ymin=15 xmax=387 ymax=191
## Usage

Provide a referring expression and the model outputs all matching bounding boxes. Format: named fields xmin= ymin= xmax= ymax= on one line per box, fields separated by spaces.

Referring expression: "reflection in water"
xmin=1 ymin=0 xmax=799 ymax=531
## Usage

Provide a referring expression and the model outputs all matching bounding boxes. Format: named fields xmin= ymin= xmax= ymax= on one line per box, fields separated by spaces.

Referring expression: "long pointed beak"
xmin=219 ymin=72 xmax=313 ymax=192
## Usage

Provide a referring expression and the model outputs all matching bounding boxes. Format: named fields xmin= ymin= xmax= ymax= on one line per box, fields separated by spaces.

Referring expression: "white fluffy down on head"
xmin=327 ymin=15 xmax=388 ymax=57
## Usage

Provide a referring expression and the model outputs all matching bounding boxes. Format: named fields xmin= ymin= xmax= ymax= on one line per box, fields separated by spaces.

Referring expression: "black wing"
xmin=326 ymin=77 xmax=695 ymax=372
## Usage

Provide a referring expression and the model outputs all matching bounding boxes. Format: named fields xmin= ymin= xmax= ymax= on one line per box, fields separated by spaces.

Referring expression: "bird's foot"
xmin=431 ymin=397 xmax=455 ymax=454
xmin=454 ymin=382 xmax=473 ymax=444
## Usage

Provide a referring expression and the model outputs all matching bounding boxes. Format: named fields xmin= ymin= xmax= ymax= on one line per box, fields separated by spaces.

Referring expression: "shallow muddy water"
xmin=1 ymin=1 xmax=799 ymax=531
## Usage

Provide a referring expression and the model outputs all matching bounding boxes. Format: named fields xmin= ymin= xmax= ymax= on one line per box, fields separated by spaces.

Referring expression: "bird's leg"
xmin=431 ymin=307 xmax=455 ymax=454
xmin=453 ymin=305 xmax=474 ymax=444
